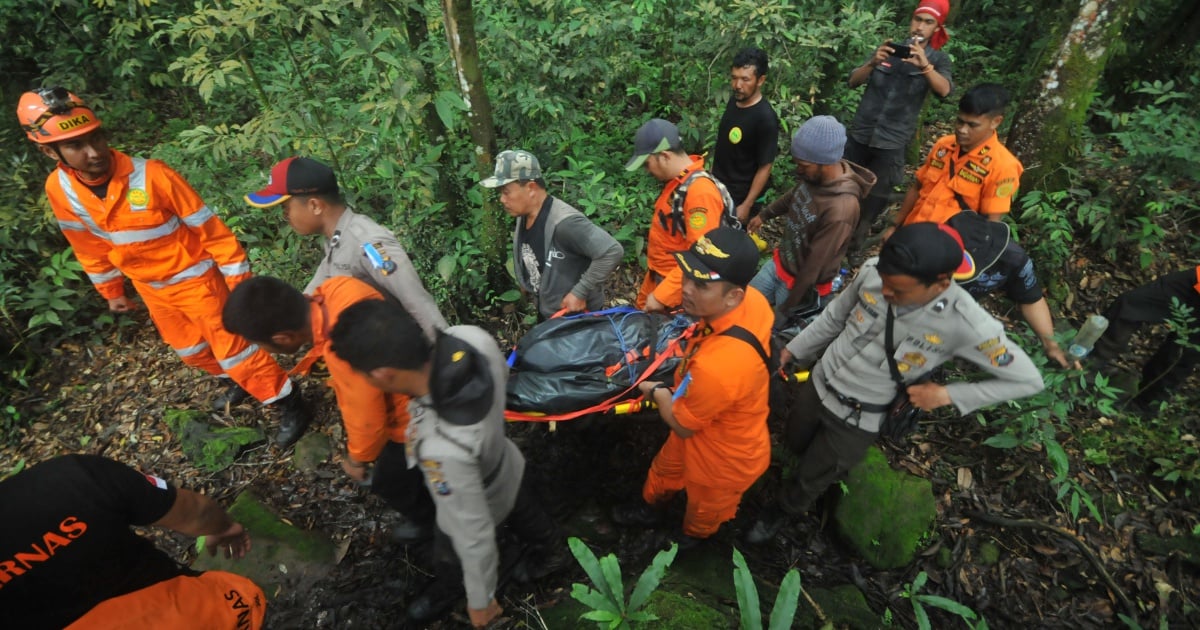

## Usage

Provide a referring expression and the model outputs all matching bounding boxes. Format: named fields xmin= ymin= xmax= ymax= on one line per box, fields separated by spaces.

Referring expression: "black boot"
xmin=211 ymin=381 xmax=251 ymax=413
xmin=744 ymin=505 xmax=789 ymax=545
xmin=407 ymin=576 xmax=464 ymax=623
xmin=273 ymin=387 xmax=311 ymax=448
xmin=611 ymin=502 xmax=663 ymax=528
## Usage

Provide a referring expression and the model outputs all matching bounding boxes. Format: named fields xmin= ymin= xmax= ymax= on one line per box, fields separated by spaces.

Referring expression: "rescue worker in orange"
xmin=222 ymin=276 xmax=435 ymax=542
xmin=0 ymin=454 xmax=264 ymax=630
xmin=612 ymin=227 xmax=773 ymax=547
xmin=626 ymin=118 xmax=728 ymax=311
xmin=884 ymin=83 xmax=1023 ymax=232
xmin=16 ymin=86 xmax=310 ymax=446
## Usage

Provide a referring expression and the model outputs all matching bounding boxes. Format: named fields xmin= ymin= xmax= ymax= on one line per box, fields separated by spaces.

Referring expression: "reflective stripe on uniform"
xmin=109 ymin=216 xmax=181 ymax=245
xmin=218 ymin=343 xmax=259 ymax=371
xmin=57 ymin=160 xmax=184 ymax=245
xmin=127 ymin=158 xmax=148 ymax=210
xmin=174 ymin=340 xmax=211 ymax=358
xmin=57 ymin=219 xmax=86 ymax=231
xmin=87 ymin=269 xmax=123 ymax=284
xmin=147 ymin=259 xmax=214 ymax=289
xmin=219 ymin=261 xmax=251 ymax=277
xmin=181 ymin=205 xmax=215 ymax=228
xmin=58 ymin=170 xmax=112 ymax=240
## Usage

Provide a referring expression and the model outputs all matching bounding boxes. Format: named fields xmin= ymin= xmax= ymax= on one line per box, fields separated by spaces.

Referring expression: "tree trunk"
xmin=1006 ymin=0 xmax=1138 ymax=192
xmin=440 ymin=0 xmax=505 ymax=266
xmin=402 ymin=2 xmax=460 ymax=224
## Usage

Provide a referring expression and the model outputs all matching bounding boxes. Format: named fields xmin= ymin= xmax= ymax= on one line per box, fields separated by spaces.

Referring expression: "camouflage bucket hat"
xmin=478 ymin=150 xmax=542 ymax=188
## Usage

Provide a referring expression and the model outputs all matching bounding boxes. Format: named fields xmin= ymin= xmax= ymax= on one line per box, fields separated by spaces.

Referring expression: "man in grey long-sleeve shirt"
xmin=746 ymin=222 xmax=1043 ymax=543
xmin=329 ymin=300 xmax=565 ymax=629
xmin=479 ymin=150 xmax=623 ymax=319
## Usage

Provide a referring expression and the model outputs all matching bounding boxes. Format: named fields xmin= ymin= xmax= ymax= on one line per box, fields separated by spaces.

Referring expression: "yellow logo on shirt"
xmin=688 ymin=210 xmax=709 ymax=231
xmin=127 ymin=189 xmax=148 ymax=206
xmin=728 ymin=126 xmax=743 ymax=144
xmin=995 ymin=179 xmax=1016 ymax=197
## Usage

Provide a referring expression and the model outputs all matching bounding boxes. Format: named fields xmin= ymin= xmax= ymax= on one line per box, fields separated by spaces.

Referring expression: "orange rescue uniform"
xmin=642 ymin=287 xmax=773 ymax=537
xmin=65 ymin=571 xmax=266 ymax=630
xmin=45 ymin=149 xmax=289 ymax=402
xmin=307 ymin=276 xmax=410 ymax=461
xmin=638 ymin=156 xmax=725 ymax=308
xmin=902 ymin=131 xmax=1024 ymax=226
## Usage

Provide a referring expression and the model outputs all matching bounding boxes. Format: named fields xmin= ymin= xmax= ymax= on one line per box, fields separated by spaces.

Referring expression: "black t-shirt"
xmin=961 ymin=241 xmax=1044 ymax=305
xmin=516 ymin=196 xmax=553 ymax=292
xmin=0 ymin=455 xmax=185 ymax=629
xmin=711 ymin=97 xmax=781 ymax=205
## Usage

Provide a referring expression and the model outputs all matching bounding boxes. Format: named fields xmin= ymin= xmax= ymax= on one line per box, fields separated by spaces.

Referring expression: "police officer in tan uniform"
xmin=329 ymin=300 xmax=565 ymax=628
xmin=245 ymin=156 xmax=446 ymax=341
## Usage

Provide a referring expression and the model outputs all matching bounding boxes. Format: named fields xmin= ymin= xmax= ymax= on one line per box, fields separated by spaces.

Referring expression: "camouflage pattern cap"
xmin=478 ymin=150 xmax=542 ymax=188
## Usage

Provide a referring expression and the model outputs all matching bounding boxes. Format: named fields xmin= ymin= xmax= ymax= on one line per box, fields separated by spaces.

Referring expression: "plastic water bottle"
xmin=1067 ymin=315 xmax=1110 ymax=361
xmin=831 ymin=268 xmax=848 ymax=293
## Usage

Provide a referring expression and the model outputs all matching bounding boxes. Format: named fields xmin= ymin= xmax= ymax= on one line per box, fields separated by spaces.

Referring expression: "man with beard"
xmin=710 ymin=47 xmax=781 ymax=226
xmin=747 ymin=116 xmax=876 ymax=319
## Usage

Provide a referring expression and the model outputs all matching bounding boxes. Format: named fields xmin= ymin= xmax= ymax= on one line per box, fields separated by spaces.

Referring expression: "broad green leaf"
xmin=568 ymin=538 xmax=616 ymax=602
xmin=733 ymin=548 xmax=761 ymax=630
xmin=983 ymin=434 xmax=1021 ymax=449
xmin=767 ymin=569 xmax=801 ymax=630
xmin=913 ymin=600 xmax=931 ymax=630
xmin=916 ymin=594 xmax=978 ymax=619
xmin=436 ymin=254 xmax=457 ymax=283
xmin=598 ymin=553 xmax=626 ymax=613
xmin=628 ymin=542 xmax=676 ymax=612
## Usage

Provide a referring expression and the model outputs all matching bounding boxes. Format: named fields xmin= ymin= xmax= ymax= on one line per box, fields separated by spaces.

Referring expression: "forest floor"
xmin=5 ymin=250 xmax=1200 ymax=630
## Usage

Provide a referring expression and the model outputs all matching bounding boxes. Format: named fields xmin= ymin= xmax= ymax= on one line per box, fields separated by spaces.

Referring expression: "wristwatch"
xmin=651 ymin=383 xmax=672 ymax=395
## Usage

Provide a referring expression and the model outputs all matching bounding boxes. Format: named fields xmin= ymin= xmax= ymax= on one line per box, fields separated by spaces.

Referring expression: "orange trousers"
xmin=642 ymin=434 xmax=748 ymax=538
xmin=137 ymin=270 xmax=290 ymax=403
xmin=66 ymin=570 xmax=266 ymax=630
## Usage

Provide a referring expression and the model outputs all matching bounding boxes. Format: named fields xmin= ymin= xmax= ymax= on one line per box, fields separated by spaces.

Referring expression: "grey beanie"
xmin=790 ymin=115 xmax=846 ymax=165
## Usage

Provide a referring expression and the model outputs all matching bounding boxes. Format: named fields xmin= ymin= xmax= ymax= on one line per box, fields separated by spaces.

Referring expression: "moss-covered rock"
xmin=795 ymin=584 xmax=880 ymax=630
xmin=832 ymin=447 xmax=936 ymax=569
xmin=164 ymin=408 xmax=264 ymax=473
xmin=291 ymin=432 xmax=332 ymax=472
xmin=642 ymin=590 xmax=731 ymax=629
xmin=978 ymin=540 xmax=1001 ymax=566
xmin=193 ymin=492 xmax=335 ymax=599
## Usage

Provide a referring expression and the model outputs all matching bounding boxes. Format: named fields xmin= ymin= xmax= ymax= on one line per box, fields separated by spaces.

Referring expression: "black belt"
xmin=825 ymin=382 xmax=890 ymax=414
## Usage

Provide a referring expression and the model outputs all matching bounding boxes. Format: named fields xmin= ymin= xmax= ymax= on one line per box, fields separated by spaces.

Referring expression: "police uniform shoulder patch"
xmin=420 ymin=460 xmax=452 ymax=495
xmin=924 ymin=333 xmax=942 ymax=345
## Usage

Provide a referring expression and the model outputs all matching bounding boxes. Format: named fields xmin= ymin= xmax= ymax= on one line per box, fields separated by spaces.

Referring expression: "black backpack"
xmin=719 ymin=325 xmax=793 ymax=425
xmin=667 ymin=170 xmax=740 ymax=235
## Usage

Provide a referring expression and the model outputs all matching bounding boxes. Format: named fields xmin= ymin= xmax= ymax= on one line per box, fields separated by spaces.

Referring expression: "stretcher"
xmin=503 ymin=302 xmax=822 ymax=425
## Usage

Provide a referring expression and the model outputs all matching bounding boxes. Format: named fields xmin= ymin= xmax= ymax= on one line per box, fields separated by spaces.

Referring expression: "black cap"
xmin=673 ymin=226 xmax=759 ymax=287
xmin=429 ymin=333 xmax=494 ymax=426
xmin=879 ymin=222 xmax=974 ymax=280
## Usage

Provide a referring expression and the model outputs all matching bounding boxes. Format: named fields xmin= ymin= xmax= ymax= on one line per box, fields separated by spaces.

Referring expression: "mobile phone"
xmin=889 ymin=43 xmax=913 ymax=59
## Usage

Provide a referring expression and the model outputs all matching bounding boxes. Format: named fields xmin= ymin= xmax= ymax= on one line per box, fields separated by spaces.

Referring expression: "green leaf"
xmin=768 ymin=569 xmax=801 ymax=630
xmin=436 ymin=254 xmax=457 ymax=283
xmin=599 ymin=553 xmax=626 ymax=613
xmin=628 ymin=542 xmax=676 ymax=612
xmin=568 ymin=538 xmax=617 ymax=602
xmin=1045 ymin=439 xmax=1069 ymax=479
xmin=196 ymin=535 xmax=206 ymax=553
xmin=983 ymin=434 xmax=1021 ymax=449
xmin=733 ymin=548 xmax=762 ymax=630
xmin=913 ymin=599 xmax=931 ymax=630
xmin=497 ymin=289 xmax=522 ymax=302
xmin=915 ymin=594 xmax=978 ymax=619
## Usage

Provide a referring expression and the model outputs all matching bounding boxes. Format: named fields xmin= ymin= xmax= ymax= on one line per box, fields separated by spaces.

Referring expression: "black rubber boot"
xmin=611 ymin=502 xmax=663 ymax=528
xmin=273 ymin=387 xmax=311 ymax=448
xmin=406 ymin=576 xmax=464 ymax=623
xmin=211 ymin=381 xmax=251 ymax=413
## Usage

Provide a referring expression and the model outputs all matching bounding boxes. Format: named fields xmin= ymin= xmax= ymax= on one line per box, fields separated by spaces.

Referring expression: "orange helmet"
xmin=17 ymin=87 xmax=102 ymax=144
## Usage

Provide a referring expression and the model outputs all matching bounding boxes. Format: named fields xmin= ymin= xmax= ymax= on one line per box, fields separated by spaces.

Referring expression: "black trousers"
xmin=779 ymin=378 xmax=878 ymax=515
xmin=843 ymin=138 xmax=907 ymax=252
xmin=431 ymin=463 xmax=559 ymax=583
xmin=371 ymin=440 xmax=436 ymax=526
xmin=1092 ymin=268 xmax=1200 ymax=403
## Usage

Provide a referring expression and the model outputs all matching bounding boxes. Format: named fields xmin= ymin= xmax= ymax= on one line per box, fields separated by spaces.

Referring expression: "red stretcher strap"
xmin=505 ymin=322 xmax=697 ymax=423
